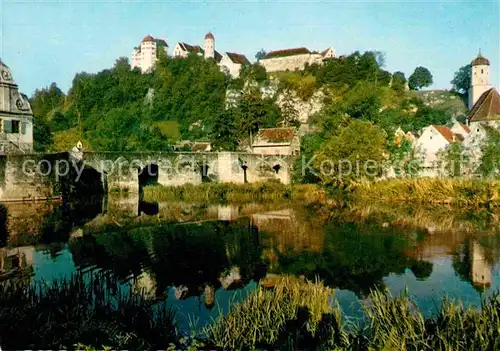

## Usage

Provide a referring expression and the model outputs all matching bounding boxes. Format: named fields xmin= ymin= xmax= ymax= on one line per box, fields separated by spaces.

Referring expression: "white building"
xmin=468 ymin=50 xmax=492 ymax=110
xmin=131 ymin=35 xmax=169 ymax=73
xmin=415 ymin=124 xmax=467 ymax=176
xmin=258 ymin=47 xmax=335 ymax=73
xmin=173 ymin=32 xmax=249 ymax=78
xmin=219 ymin=52 xmax=250 ymax=78
xmin=0 ymin=59 xmax=33 ymax=154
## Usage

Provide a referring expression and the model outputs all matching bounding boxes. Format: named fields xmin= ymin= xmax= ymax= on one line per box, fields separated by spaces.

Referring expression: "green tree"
xmin=437 ymin=142 xmax=469 ymax=177
xmin=210 ymin=109 xmax=239 ymax=151
xmin=408 ymin=66 xmax=433 ymax=90
xmin=451 ymin=64 xmax=472 ymax=95
xmin=391 ymin=71 xmax=407 ymax=93
xmin=312 ymin=119 xmax=387 ymax=187
xmin=255 ymin=49 xmax=267 ymax=62
xmin=280 ymin=93 xmax=300 ymax=127
xmin=478 ymin=128 xmax=500 ymax=177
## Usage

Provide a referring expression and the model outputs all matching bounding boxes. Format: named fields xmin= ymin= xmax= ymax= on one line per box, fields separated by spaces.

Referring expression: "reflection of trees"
xmin=70 ymin=230 xmax=149 ymax=281
xmin=68 ymin=219 xmax=265 ymax=298
xmin=0 ymin=205 xmax=7 ymax=246
xmin=273 ymin=222 xmax=432 ymax=297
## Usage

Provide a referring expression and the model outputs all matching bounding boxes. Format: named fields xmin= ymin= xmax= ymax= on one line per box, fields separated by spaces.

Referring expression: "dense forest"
xmin=30 ymin=50 xmax=465 ymax=182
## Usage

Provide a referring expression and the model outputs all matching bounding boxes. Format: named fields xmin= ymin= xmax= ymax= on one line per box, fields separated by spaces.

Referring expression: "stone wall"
xmin=0 ymin=151 xmax=294 ymax=202
xmin=259 ymin=53 xmax=323 ymax=73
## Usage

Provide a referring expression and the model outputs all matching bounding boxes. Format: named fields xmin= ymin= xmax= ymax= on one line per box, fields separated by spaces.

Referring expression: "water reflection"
xmin=1 ymin=196 xmax=500 ymax=329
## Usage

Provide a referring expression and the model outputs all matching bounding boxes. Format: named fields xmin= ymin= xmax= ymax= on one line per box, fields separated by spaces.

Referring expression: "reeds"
xmin=353 ymin=178 xmax=500 ymax=207
xmin=204 ymin=278 xmax=500 ymax=350
xmin=142 ymin=182 xmax=325 ymax=203
xmin=0 ymin=272 xmax=177 ymax=350
xmin=203 ymin=275 xmax=343 ymax=349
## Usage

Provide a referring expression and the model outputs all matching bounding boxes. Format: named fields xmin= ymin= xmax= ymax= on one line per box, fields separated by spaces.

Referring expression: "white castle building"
xmin=131 ymin=35 xmax=169 ymax=73
xmin=173 ymin=32 xmax=250 ymax=78
xmin=258 ymin=47 xmax=335 ymax=73
xmin=0 ymin=59 xmax=34 ymax=154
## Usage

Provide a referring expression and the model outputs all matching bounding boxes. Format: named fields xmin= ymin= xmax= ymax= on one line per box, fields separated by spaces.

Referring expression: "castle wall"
xmin=259 ymin=53 xmax=324 ymax=73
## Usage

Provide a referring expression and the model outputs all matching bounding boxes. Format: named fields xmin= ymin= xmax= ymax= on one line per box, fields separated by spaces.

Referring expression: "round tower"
xmin=469 ymin=50 xmax=492 ymax=110
xmin=204 ymin=32 xmax=215 ymax=59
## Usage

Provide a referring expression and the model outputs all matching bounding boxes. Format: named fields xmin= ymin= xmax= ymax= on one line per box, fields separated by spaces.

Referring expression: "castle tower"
xmin=204 ymin=32 xmax=215 ymax=59
xmin=469 ymin=50 xmax=492 ymax=110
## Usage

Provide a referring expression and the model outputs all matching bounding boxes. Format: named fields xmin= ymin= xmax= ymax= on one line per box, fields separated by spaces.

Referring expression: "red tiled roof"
xmin=263 ymin=47 xmax=311 ymax=59
xmin=180 ymin=42 xmax=203 ymax=53
xmin=253 ymin=128 xmax=296 ymax=145
xmin=226 ymin=52 xmax=250 ymax=65
xmin=142 ymin=35 xmax=155 ymax=42
xmin=467 ymin=88 xmax=500 ymax=122
xmin=432 ymin=125 xmax=455 ymax=143
xmin=205 ymin=32 xmax=215 ymax=40
xmin=459 ymin=122 xmax=471 ymax=133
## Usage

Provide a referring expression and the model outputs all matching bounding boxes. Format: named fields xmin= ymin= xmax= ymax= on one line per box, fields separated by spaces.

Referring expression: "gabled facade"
xmin=219 ymin=52 xmax=250 ymax=78
xmin=0 ymin=59 xmax=33 ymax=154
xmin=131 ymin=35 xmax=169 ymax=73
xmin=415 ymin=125 xmax=463 ymax=175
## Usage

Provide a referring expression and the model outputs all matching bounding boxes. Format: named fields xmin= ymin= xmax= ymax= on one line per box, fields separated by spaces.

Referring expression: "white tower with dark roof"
xmin=469 ymin=50 xmax=492 ymax=110
xmin=204 ymin=32 xmax=215 ymax=59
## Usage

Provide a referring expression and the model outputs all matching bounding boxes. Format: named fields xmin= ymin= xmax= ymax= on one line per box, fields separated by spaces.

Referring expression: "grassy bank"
xmin=352 ymin=178 xmax=500 ymax=206
xmin=142 ymin=182 xmax=326 ymax=203
xmin=0 ymin=274 xmax=499 ymax=350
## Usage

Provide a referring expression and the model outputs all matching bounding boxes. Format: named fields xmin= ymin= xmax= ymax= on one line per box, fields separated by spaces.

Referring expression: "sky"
xmin=0 ymin=0 xmax=499 ymax=95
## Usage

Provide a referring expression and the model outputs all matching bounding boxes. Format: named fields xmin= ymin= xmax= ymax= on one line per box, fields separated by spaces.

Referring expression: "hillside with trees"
xmin=30 ymin=50 xmax=458 ymax=162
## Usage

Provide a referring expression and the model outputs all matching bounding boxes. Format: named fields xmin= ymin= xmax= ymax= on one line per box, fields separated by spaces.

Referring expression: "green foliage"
xmin=306 ymin=51 xmax=392 ymax=88
xmin=277 ymin=71 xmax=317 ymax=101
xmin=312 ymin=119 xmax=387 ymax=187
xmin=478 ymin=128 xmax=500 ymax=177
xmin=255 ymin=49 xmax=267 ymax=61
xmin=451 ymin=64 xmax=472 ymax=95
xmin=438 ymin=141 xmax=470 ymax=177
xmin=408 ymin=66 xmax=433 ymax=90
xmin=391 ymin=71 xmax=407 ymax=93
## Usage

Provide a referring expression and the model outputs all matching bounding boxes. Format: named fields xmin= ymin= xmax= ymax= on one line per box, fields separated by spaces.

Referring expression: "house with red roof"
xmin=219 ymin=52 xmax=251 ymax=78
xmin=258 ymin=46 xmax=335 ymax=73
xmin=131 ymin=35 xmax=169 ymax=73
xmin=415 ymin=124 xmax=467 ymax=176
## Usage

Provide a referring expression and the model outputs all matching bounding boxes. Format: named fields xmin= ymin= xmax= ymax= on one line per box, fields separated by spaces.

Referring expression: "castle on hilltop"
xmin=131 ymin=32 xmax=250 ymax=78
xmin=131 ymin=32 xmax=335 ymax=77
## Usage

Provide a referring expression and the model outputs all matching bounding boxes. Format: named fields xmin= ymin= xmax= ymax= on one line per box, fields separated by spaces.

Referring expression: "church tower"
xmin=204 ymin=32 xmax=215 ymax=59
xmin=469 ymin=50 xmax=492 ymax=110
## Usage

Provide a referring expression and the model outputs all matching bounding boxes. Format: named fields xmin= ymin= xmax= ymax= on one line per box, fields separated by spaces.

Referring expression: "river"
xmin=1 ymin=195 xmax=499 ymax=332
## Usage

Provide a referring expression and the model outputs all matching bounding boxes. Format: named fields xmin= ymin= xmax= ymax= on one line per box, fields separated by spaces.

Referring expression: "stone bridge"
xmin=0 ymin=151 xmax=294 ymax=202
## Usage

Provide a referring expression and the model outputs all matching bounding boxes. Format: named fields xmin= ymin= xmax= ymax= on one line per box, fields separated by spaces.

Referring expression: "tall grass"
xmin=204 ymin=277 xmax=500 ymax=350
xmin=353 ymin=178 xmax=500 ymax=206
xmin=0 ymin=273 xmax=177 ymax=350
xmin=143 ymin=182 xmax=325 ymax=203
xmin=203 ymin=275 xmax=348 ymax=350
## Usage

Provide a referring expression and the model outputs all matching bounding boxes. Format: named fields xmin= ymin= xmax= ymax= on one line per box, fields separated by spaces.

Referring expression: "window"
xmin=481 ymin=69 xmax=484 ymax=74
xmin=430 ymin=136 xmax=432 ymax=140
xmin=0 ymin=119 xmax=2 ymax=134
xmin=11 ymin=120 xmax=20 ymax=134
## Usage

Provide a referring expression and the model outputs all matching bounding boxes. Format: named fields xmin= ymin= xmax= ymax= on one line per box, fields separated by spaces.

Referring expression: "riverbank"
xmin=352 ymin=178 xmax=500 ymax=206
xmin=0 ymin=274 xmax=498 ymax=350
xmin=142 ymin=182 xmax=327 ymax=203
